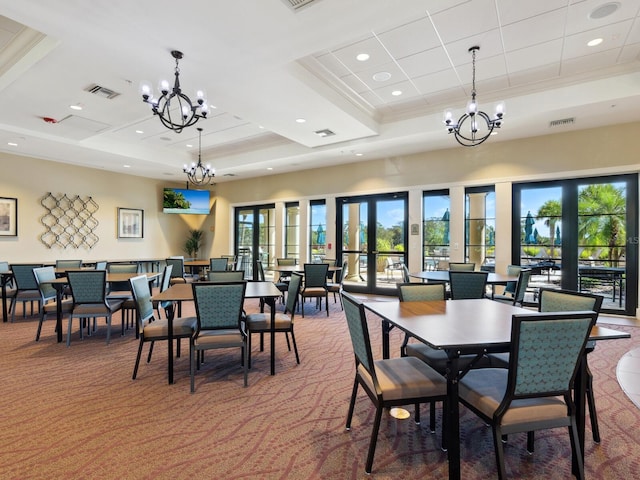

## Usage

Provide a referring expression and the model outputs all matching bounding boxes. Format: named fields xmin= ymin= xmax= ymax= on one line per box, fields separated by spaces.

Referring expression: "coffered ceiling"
xmin=0 ymin=0 xmax=638 ymax=183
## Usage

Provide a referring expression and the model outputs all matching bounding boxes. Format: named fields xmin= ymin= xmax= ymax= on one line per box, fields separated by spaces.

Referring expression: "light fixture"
xmin=140 ymin=50 xmax=208 ymax=134
xmin=183 ymin=127 xmax=215 ymax=186
xmin=444 ymin=46 xmax=504 ymax=147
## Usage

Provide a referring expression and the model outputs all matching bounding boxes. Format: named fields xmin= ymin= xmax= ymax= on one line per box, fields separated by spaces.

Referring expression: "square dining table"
xmin=363 ymin=298 xmax=630 ymax=480
xmin=152 ymin=280 xmax=283 ymax=384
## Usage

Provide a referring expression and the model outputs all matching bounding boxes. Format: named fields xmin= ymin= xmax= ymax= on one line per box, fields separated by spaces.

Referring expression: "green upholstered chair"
xmin=493 ymin=269 xmax=532 ymax=306
xmin=246 ymin=272 xmax=303 ymax=368
xmin=130 ymin=274 xmax=196 ymax=380
xmin=106 ymin=262 xmax=138 ymax=333
xmin=190 ymin=281 xmax=248 ymax=392
xmin=55 ymin=259 xmax=82 ymax=269
xmin=502 ymin=264 xmax=522 ymax=296
xmin=209 ymin=257 xmax=229 ymax=272
xmin=459 ymin=311 xmax=597 ymax=480
xmin=327 ymin=259 xmax=348 ymax=309
xmin=300 ymin=263 xmax=329 ymax=317
xmin=341 ymin=292 xmax=447 ymax=475
xmin=166 ymin=257 xmax=194 ymax=285
xmin=33 ymin=266 xmax=73 ymax=341
xmin=9 ymin=263 xmax=43 ymax=322
xmin=449 ymin=270 xmax=488 ymax=300
xmin=206 ymin=270 xmax=244 ymax=282
xmin=448 ymin=262 xmax=476 ymax=271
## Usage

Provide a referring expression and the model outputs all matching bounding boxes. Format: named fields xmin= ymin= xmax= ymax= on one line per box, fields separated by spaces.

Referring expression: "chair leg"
xmin=132 ymin=339 xmax=145 ymax=379
xmin=248 ymin=331 xmax=253 ymax=369
xmin=527 ymin=431 xmax=535 ymax=454
xmin=290 ymin=330 xmax=300 ymax=364
xmin=190 ymin=343 xmax=196 ymax=393
xmin=429 ymin=401 xmax=436 ymax=433
xmin=415 ymin=403 xmax=421 ymax=424
xmin=345 ymin=378 xmax=359 ymax=430
xmin=569 ymin=419 xmax=585 ymax=480
xmin=242 ymin=342 xmax=248 ymax=387
xmin=176 ymin=338 xmax=181 ymax=358
xmin=492 ymin=426 xmax=508 ymax=480
xmin=105 ymin=314 xmax=112 ymax=345
xmin=586 ymin=366 xmax=600 ymax=443
xmin=35 ymin=312 xmax=45 ymax=341
xmin=147 ymin=340 xmax=155 ymax=363
xmin=325 ymin=294 xmax=329 ymax=316
xmin=365 ymin=405 xmax=384 ymax=474
xmin=67 ymin=317 xmax=73 ymax=347
xmin=285 ymin=332 xmax=291 ymax=351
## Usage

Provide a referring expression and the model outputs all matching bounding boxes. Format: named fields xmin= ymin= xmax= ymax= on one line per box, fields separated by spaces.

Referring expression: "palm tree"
xmin=535 ymin=199 xmax=562 ymax=258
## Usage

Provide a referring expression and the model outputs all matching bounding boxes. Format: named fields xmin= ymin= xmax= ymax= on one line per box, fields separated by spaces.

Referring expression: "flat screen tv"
xmin=163 ymin=187 xmax=211 ymax=215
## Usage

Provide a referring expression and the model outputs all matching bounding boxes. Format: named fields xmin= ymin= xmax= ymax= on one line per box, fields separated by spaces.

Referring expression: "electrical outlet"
xmin=454 ymin=242 xmax=459 ymax=250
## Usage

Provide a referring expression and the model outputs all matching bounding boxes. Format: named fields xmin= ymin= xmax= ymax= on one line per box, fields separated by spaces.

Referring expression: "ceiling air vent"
xmin=315 ymin=129 xmax=335 ymax=137
xmin=549 ymin=117 xmax=575 ymax=128
xmin=84 ymin=83 xmax=120 ymax=99
xmin=282 ymin=0 xmax=319 ymax=11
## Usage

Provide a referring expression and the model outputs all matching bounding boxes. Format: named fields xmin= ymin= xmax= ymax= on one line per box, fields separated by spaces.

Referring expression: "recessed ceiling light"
xmin=589 ymin=2 xmax=620 ymax=20
xmin=186 ymin=143 xmax=193 ymax=148
xmin=123 ymin=164 xmax=131 ymax=168
xmin=267 ymin=167 xmax=273 ymax=170
xmin=372 ymin=71 xmax=391 ymax=82
xmin=135 ymin=130 xmax=144 ymax=134
xmin=70 ymin=104 xmax=83 ymax=110
xmin=391 ymin=90 xmax=403 ymax=96
xmin=7 ymin=142 xmax=17 ymax=146
xmin=296 ymin=118 xmax=306 ymax=123
xmin=587 ymin=38 xmax=603 ymax=47
xmin=355 ymin=152 xmax=363 ymax=157
xmin=356 ymin=53 xmax=370 ymax=62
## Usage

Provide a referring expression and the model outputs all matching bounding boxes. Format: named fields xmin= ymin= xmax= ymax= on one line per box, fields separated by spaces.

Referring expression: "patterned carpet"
xmin=0 ymin=295 xmax=639 ymax=479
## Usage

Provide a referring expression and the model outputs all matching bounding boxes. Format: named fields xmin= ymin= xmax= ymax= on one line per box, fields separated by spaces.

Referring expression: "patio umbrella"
xmin=442 ymin=209 xmax=450 ymax=244
xmin=533 ymin=228 xmax=540 ymax=244
xmin=524 ymin=211 xmax=535 ymax=244
xmin=554 ymin=225 xmax=561 ymax=246
xmin=316 ymin=224 xmax=325 ymax=244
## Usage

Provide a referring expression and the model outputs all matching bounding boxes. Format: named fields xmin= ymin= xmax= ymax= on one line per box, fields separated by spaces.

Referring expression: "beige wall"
xmin=2 ymin=122 xmax=639 ymax=274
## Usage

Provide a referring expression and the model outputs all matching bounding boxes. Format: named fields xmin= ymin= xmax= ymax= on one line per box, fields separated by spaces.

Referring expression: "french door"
xmin=234 ymin=204 xmax=275 ymax=280
xmin=336 ymin=192 xmax=408 ymax=295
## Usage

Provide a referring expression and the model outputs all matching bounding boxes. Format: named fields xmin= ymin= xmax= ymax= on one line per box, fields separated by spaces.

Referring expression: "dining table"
xmin=362 ymin=298 xmax=630 ymax=480
xmin=152 ymin=280 xmax=283 ymax=384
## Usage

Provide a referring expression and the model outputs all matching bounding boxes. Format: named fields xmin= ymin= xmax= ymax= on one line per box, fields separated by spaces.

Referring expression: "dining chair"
xmin=327 ymin=259 xmax=348 ymax=309
xmin=448 ymin=270 xmax=488 ymax=299
xmin=33 ymin=266 xmax=73 ymax=341
xmin=55 ymin=259 xmax=82 ymax=269
xmin=246 ymin=272 xmax=303 ymax=368
xmin=492 ymin=269 xmax=531 ymax=306
xmin=209 ymin=257 xmax=229 ymax=272
xmin=106 ymin=262 xmax=139 ymax=332
xmin=276 ymin=257 xmax=296 ymax=284
xmin=0 ymin=261 xmax=15 ymax=299
xmin=458 ymin=311 xmax=597 ymax=480
xmin=190 ymin=281 xmax=248 ymax=392
xmin=94 ymin=261 xmax=107 ymax=270
xmin=9 ymin=263 xmax=43 ymax=322
xmin=66 ymin=270 xmax=124 ymax=346
xmin=130 ymin=274 xmax=197 ymax=380
xmin=502 ymin=264 xmax=522 ymax=297
xmin=152 ymin=264 xmax=174 ymax=320
xmin=206 ymin=270 xmax=244 ymax=282
xmin=341 ymin=292 xmax=447 ymax=475
xmin=300 ymin=263 xmax=329 ymax=317
xmin=166 ymin=257 xmax=193 ymax=285
xmin=448 ymin=262 xmax=476 ymax=271
xmin=256 ymin=260 xmax=287 ymax=304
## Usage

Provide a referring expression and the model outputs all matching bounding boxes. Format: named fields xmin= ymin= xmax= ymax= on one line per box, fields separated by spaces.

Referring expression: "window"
xmin=422 ymin=190 xmax=450 ymax=271
xmin=284 ymin=202 xmax=299 ymax=261
xmin=465 ymin=186 xmax=495 ymax=268
xmin=309 ymin=199 xmax=326 ymax=262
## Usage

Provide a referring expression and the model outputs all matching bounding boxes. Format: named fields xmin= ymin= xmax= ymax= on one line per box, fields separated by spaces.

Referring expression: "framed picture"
xmin=0 ymin=197 xmax=17 ymax=236
xmin=410 ymin=223 xmax=419 ymax=235
xmin=118 ymin=207 xmax=144 ymax=238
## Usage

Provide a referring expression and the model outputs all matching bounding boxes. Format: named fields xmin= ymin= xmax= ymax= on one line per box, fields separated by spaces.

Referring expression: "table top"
xmin=410 ymin=270 xmax=517 ymax=284
xmin=45 ymin=271 xmax=160 ymax=284
xmin=271 ymin=264 xmax=341 ymax=273
xmin=152 ymin=281 xmax=282 ymax=302
xmin=184 ymin=260 xmax=210 ymax=267
xmin=364 ymin=298 xmax=630 ymax=351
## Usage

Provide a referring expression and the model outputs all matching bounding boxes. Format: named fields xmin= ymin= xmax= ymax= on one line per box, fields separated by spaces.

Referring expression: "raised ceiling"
xmin=0 ymin=0 xmax=638 ymax=183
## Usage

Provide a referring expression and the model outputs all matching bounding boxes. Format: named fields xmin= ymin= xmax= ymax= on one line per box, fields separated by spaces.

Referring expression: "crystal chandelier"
xmin=183 ymin=128 xmax=215 ymax=186
xmin=444 ymin=46 xmax=504 ymax=147
xmin=140 ymin=50 xmax=208 ymax=133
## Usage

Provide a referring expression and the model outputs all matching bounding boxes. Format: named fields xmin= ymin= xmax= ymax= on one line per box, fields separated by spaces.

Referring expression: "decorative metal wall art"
xmin=40 ymin=192 xmax=99 ymax=249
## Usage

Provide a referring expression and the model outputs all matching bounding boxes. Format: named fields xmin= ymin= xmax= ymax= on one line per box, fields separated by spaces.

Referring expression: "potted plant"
xmin=184 ymin=229 xmax=204 ymax=259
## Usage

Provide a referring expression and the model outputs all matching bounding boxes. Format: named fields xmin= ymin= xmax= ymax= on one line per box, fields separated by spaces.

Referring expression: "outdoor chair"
xmin=130 ymin=274 xmax=196 ymax=380
xmin=341 ymin=292 xmax=447 ymax=475
xmin=66 ymin=270 xmax=124 ymax=346
xmin=33 ymin=266 xmax=73 ymax=342
xmin=449 ymin=271 xmax=488 ymax=299
xmin=190 ymin=281 xmax=248 ymax=392
xmin=9 ymin=263 xmax=43 ymax=322
xmin=459 ymin=311 xmax=597 ymax=480
xmin=300 ymin=263 xmax=329 ymax=317
xmin=246 ymin=272 xmax=302 ymax=368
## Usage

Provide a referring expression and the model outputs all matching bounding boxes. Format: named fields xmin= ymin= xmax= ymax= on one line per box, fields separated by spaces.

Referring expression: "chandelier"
xmin=183 ymin=128 xmax=215 ymax=186
xmin=444 ymin=46 xmax=504 ymax=147
xmin=140 ymin=50 xmax=208 ymax=133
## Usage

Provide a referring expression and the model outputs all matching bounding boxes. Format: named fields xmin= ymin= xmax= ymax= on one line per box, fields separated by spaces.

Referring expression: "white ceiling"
xmin=0 ymin=0 xmax=639 ymax=183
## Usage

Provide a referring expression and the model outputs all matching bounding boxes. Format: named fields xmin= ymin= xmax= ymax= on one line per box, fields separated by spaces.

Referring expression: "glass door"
xmin=337 ymin=192 xmax=408 ymax=295
xmin=234 ymin=204 xmax=275 ymax=280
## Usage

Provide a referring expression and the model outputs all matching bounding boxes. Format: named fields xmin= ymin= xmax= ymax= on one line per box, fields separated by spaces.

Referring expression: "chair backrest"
xmin=67 ymin=270 xmax=107 ymax=304
xmin=95 ymin=261 xmax=107 ymax=270
xmin=166 ymin=257 xmax=186 ymax=278
xmin=130 ymin=274 xmax=155 ymax=335
xmin=449 ymin=271 xmax=488 ymax=300
xmin=341 ymin=292 xmax=375 ymax=377
xmin=159 ymin=264 xmax=173 ymax=292
xmin=192 ymin=281 xmax=246 ymax=330
xmin=11 ymin=264 xmax=42 ymax=290
xmin=303 ymin=263 xmax=329 ymax=288
xmin=277 ymin=258 xmax=296 ymax=266
xmin=0 ymin=261 xmax=9 ymax=273
xmin=256 ymin=260 xmax=266 ymax=282
xmin=504 ymin=264 xmax=522 ymax=294
xmin=506 ymin=312 xmax=596 ymax=400
xmin=397 ymin=282 xmax=446 ymax=302
xmin=107 ymin=262 xmax=138 ymax=292
xmin=209 ymin=257 xmax=229 ymax=271
xmin=285 ymin=272 xmax=303 ymax=315
xmin=538 ymin=288 xmax=603 ymax=315
xmin=337 ymin=259 xmax=348 ymax=284
xmin=33 ymin=266 xmax=58 ymax=303
xmin=401 ymin=264 xmax=410 ymax=283
xmin=221 ymin=254 xmax=237 ymax=264
xmin=207 ymin=270 xmax=244 ymax=282
xmin=449 ymin=262 xmax=476 ymax=271
xmin=511 ymin=269 xmax=532 ymax=305
xmin=55 ymin=259 xmax=82 ymax=269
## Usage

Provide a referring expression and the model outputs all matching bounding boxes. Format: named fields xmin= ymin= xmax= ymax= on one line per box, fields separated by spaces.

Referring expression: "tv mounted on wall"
xmin=163 ymin=187 xmax=211 ymax=215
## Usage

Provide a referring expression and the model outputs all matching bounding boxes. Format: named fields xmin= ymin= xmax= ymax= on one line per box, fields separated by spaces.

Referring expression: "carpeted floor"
xmin=0 ymin=294 xmax=639 ymax=479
